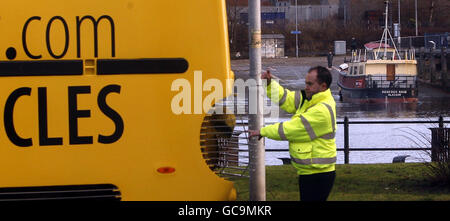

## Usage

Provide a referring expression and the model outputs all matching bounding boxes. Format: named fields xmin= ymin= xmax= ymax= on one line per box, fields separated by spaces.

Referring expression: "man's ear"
xmin=321 ymin=83 xmax=328 ymax=91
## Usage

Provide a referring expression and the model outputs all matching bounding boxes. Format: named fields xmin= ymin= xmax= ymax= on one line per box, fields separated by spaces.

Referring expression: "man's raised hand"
xmin=261 ymin=70 xmax=272 ymax=84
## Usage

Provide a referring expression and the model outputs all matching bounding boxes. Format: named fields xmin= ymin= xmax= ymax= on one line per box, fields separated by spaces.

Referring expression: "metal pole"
xmin=344 ymin=116 xmax=350 ymax=164
xmin=296 ymin=0 xmax=298 ymax=58
xmin=343 ymin=0 xmax=347 ymax=25
xmin=248 ymin=0 xmax=265 ymax=201
xmin=415 ymin=0 xmax=418 ymax=36
xmin=398 ymin=0 xmax=401 ymax=47
xmin=384 ymin=1 xmax=389 ymax=58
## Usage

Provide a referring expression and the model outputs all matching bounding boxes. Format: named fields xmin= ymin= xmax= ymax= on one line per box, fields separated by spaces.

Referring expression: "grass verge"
xmin=230 ymin=163 xmax=450 ymax=201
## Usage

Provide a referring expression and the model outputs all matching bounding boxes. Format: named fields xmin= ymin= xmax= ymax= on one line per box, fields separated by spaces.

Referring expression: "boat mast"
xmin=376 ymin=0 xmax=401 ymax=60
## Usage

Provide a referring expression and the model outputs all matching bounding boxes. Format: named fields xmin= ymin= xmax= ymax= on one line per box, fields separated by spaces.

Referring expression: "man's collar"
xmin=307 ymin=89 xmax=331 ymax=104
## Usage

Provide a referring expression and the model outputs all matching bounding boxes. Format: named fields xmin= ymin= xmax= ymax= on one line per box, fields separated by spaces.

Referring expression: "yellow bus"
xmin=0 ymin=0 xmax=236 ymax=201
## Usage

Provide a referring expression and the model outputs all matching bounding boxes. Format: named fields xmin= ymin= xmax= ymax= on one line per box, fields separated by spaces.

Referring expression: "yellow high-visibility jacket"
xmin=260 ymin=81 xmax=337 ymax=175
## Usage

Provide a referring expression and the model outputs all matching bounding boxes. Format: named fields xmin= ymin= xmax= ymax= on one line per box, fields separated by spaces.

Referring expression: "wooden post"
xmin=441 ymin=48 xmax=448 ymax=88
xmin=430 ymin=48 xmax=436 ymax=84
xmin=419 ymin=48 xmax=424 ymax=80
xmin=344 ymin=116 xmax=350 ymax=164
xmin=430 ymin=117 xmax=448 ymax=162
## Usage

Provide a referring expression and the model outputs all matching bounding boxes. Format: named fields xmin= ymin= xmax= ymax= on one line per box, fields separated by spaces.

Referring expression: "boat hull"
xmin=338 ymin=74 xmax=418 ymax=103
xmin=338 ymin=86 xmax=418 ymax=103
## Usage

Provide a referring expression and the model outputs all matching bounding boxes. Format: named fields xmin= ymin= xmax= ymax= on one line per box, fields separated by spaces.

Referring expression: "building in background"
xmin=233 ymin=0 xmax=339 ymax=27
xmin=261 ymin=34 xmax=285 ymax=58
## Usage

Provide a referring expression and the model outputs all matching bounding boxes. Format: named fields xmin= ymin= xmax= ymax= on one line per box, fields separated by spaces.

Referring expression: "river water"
xmin=231 ymin=58 xmax=450 ymax=165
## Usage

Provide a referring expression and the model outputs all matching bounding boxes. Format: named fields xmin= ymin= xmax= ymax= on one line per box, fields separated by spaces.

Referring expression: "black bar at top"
xmin=0 ymin=60 xmax=83 ymax=76
xmin=97 ymin=58 xmax=189 ymax=75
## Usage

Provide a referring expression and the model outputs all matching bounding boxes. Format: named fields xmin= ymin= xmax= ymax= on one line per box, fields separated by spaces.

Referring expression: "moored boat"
xmin=337 ymin=1 xmax=418 ymax=104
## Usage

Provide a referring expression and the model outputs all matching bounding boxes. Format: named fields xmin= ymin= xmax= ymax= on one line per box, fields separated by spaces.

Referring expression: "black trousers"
xmin=327 ymin=54 xmax=333 ymax=68
xmin=298 ymin=171 xmax=336 ymax=201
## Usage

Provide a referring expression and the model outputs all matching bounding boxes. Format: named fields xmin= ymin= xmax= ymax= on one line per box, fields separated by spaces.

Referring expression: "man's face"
xmin=305 ymin=71 xmax=327 ymax=100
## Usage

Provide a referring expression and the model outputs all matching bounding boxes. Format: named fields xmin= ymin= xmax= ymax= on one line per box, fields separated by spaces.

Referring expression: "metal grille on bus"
xmin=199 ymin=103 xmax=250 ymax=179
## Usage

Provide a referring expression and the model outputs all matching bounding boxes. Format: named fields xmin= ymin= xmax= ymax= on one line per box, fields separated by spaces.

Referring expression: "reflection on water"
xmin=335 ymin=88 xmax=449 ymax=119
xmin=274 ymin=97 xmax=449 ymax=120
xmin=336 ymin=99 xmax=447 ymax=119
xmin=270 ymin=85 xmax=449 ymax=120
xmin=338 ymin=102 xmax=418 ymax=118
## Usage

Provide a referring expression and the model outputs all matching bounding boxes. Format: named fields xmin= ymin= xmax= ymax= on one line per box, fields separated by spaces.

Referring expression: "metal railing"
xmin=374 ymin=34 xmax=449 ymax=49
xmin=365 ymin=75 xmax=417 ymax=89
xmin=236 ymin=116 xmax=449 ymax=164
xmin=212 ymin=96 xmax=448 ymax=172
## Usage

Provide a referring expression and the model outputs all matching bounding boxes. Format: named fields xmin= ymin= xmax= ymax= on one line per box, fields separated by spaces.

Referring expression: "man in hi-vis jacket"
xmin=249 ymin=66 xmax=337 ymax=201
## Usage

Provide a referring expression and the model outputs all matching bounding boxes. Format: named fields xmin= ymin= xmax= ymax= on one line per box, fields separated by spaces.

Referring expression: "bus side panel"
xmin=0 ymin=0 xmax=235 ymax=201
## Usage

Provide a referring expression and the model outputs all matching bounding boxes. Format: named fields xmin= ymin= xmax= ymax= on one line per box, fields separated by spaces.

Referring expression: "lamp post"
xmin=398 ymin=0 xmax=401 ymax=47
xmin=295 ymin=0 xmax=299 ymax=58
xmin=415 ymin=0 xmax=418 ymax=36
xmin=248 ymin=0 xmax=265 ymax=201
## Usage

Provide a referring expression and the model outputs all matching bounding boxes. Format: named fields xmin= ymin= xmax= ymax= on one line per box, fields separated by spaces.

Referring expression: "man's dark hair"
xmin=308 ymin=66 xmax=332 ymax=89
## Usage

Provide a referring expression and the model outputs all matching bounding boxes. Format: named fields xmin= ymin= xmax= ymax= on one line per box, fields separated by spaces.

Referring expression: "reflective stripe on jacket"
xmin=260 ymin=80 xmax=337 ymax=175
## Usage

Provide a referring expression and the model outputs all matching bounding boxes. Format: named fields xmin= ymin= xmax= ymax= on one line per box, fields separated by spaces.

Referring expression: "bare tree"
xmin=226 ymin=0 xmax=246 ymax=53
